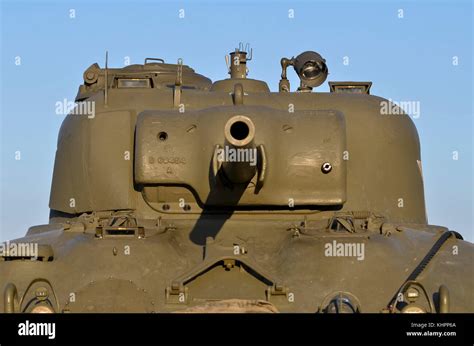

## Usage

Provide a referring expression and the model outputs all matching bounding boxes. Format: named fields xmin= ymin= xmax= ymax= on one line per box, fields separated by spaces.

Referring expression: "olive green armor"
xmin=1 ymin=46 xmax=472 ymax=313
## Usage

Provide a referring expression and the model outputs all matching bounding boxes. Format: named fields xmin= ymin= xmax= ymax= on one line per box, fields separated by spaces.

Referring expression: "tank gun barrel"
xmin=221 ymin=115 xmax=257 ymax=184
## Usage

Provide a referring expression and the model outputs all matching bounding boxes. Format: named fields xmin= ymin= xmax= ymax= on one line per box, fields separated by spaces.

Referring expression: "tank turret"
xmin=1 ymin=46 xmax=472 ymax=314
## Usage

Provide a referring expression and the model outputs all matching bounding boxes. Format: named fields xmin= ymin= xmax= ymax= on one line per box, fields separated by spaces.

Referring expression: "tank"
xmin=1 ymin=45 xmax=472 ymax=313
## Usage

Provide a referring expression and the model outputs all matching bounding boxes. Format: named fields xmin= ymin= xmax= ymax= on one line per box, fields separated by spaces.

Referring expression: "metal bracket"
xmin=144 ymin=58 xmax=165 ymax=64
xmin=233 ymin=83 xmax=244 ymax=105
xmin=165 ymin=253 xmax=288 ymax=305
xmin=95 ymin=226 xmax=145 ymax=239
xmin=4 ymin=283 xmax=19 ymax=313
xmin=165 ymin=282 xmax=189 ymax=304
xmin=265 ymin=284 xmax=290 ymax=303
xmin=173 ymin=58 xmax=183 ymax=108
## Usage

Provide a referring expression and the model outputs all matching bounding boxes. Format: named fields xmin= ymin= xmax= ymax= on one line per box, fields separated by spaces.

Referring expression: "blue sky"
xmin=0 ymin=0 xmax=472 ymax=241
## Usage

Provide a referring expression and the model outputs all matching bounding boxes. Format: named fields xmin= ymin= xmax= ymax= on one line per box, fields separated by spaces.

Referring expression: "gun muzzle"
xmin=221 ymin=115 xmax=257 ymax=184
